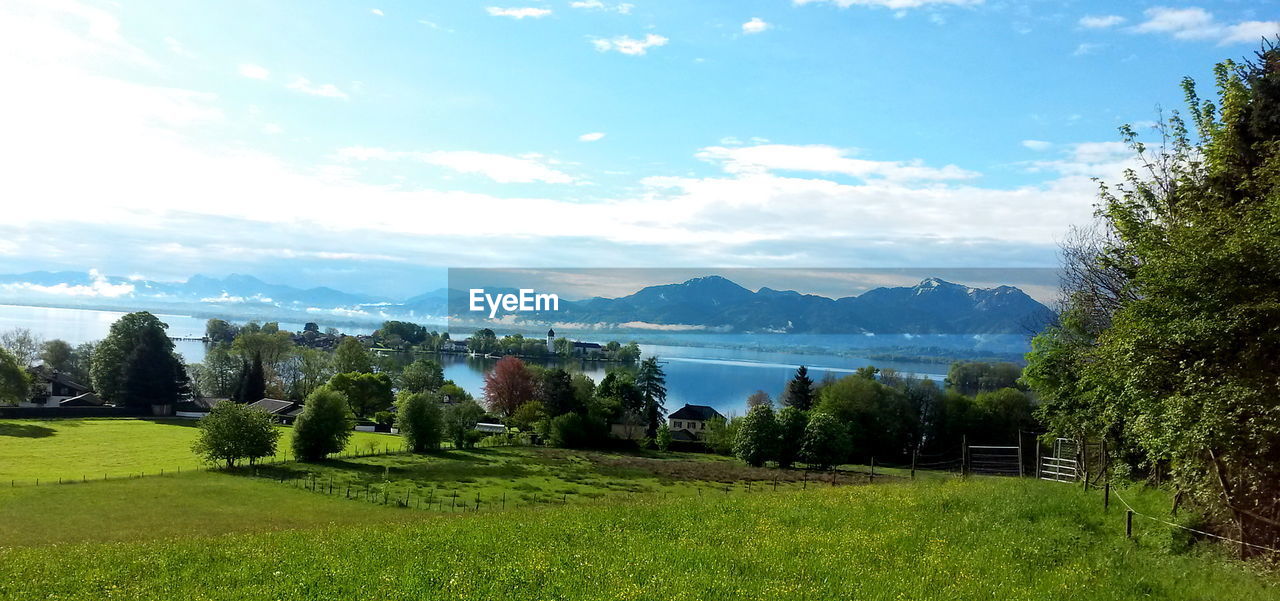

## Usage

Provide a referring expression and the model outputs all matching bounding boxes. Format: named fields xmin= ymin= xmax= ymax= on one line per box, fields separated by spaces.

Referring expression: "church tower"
xmin=546 ymin=328 xmax=555 ymax=354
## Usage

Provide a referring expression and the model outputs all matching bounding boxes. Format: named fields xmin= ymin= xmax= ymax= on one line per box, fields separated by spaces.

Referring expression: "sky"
xmin=0 ymin=0 xmax=1277 ymax=299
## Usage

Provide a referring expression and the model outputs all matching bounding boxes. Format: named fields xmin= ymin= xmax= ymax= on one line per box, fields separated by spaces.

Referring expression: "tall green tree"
xmin=799 ymin=412 xmax=851 ymax=470
xmin=119 ymin=327 xmax=189 ymax=407
xmin=232 ymin=355 xmax=266 ymax=403
xmin=0 ymin=347 xmax=31 ymax=406
xmin=734 ymin=404 xmax=779 ymax=467
xmin=443 ymin=400 xmax=486 ymax=449
xmin=192 ymin=402 xmax=280 ymax=468
xmin=1026 ymin=43 xmax=1280 ymax=553
xmin=333 ymin=337 xmax=372 ymax=374
xmin=784 ymin=365 xmax=815 ymax=411
xmin=91 ymin=312 xmax=182 ymax=405
xmin=291 ymin=387 xmax=354 ymax=461
xmin=38 ymin=340 xmax=73 ymax=373
xmin=775 ymin=406 xmax=808 ymax=469
xmin=399 ymin=357 xmax=444 ymax=393
xmin=328 ymin=371 xmax=394 ymax=418
xmin=397 ymin=391 xmax=444 ymax=452
xmin=636 ymin=357 xmax=668 ymax=437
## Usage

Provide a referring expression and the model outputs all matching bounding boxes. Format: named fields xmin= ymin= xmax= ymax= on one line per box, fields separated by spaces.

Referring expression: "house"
xmin=22 ymin=367 xmax=91 ymax=407
xmin=174 ymin=397 xmax=228 ymax=419
xmin=59 ymin=392 xmax=104 ymax=407
xmin=668 ymin=404 xmax=725 ymax=440
xmin=545 ymin=329 xmax=605 ymax=357
xmin=247 ymin=398 xmax=304 ymax=424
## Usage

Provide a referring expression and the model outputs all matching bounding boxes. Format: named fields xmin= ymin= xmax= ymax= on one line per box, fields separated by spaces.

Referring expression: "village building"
xmin=667 ymin=404 xmax=725 ymax=441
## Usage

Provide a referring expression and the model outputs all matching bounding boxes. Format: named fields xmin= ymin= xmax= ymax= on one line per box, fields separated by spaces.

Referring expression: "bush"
xmin=292 ymin=387 xmax=354 ymax=461
xmin=443 ymin=401 xmax=486 ymax=449
xmin=655 ymin=424 xmax=671 ymax=452
xmin=373 ymin=411 xmax=395 ymax=428
xmin=192 ymin=402 xmax=280 ymax=468
xmin=549 ymin=413 xmax=589 ymax=448
xmin=396 ymin=392 xmax=443 ymax=452
xmin=799 ymin=412 xmax=851 ymax=469
xmin=734 ymin=405 xmax=779 ymax=467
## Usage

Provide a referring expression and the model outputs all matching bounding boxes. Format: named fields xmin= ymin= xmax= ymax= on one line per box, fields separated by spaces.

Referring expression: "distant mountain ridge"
xmin=0 ymin=271 xmax=1053 ymax=334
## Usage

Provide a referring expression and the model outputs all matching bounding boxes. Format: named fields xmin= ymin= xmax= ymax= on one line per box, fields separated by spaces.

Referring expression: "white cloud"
xmin=238 ymin=63 xmax=269 ymax=80
xmin=793 ymin=0 xmax=983 ymax=10
xmin=1073 ymin=42 xmax=1103 ymax=56
xmin=1021 ymin=140 xmax=1052 ymax=151
xmin=262 ymin=123 xmax=283 ymax=135
xmin=1078 ymin=15 xmax=1124 ymax=29
xmin=336 ymin=147 xmax=575 ymax=184
xmin=695 ymin=144 xmax=979 ymax=182
xmin=287 ymin=77 xmax=350 ymax=100
xmin=1133 ymin=7 xmax=1280 ymax=46
xmin=486 ymin=7 xmax=552 ymax=19
xmin=592 ymin=33 xmax=668 ymax=55
xmin=742 ymin=17 xmax=771 ymax=35
xmin=163 ymin=36 xmax=194 ymax=58
xmin=579 ymin=132 xmax=606 ymax=142
xmin=371 ymin=8 xmax=384 ymax=17
xmin=0 ymin=269 xmax=134 ymax=298
xmin=570 ymin=1 xmax=633 ymax=13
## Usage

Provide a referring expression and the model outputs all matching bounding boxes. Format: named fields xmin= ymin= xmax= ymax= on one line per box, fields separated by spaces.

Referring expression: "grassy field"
xmin=0 ymin=477 xmax=1273 ymax=600
xmin=0 ymin=418 xmax=395 ymax=482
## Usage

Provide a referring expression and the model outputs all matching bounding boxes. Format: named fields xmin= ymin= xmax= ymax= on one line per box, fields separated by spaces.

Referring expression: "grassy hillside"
xmin=0 ymin=418 xmax=394 ymax=482
xmin=0 ymin=478 xmax=1272 ymax=600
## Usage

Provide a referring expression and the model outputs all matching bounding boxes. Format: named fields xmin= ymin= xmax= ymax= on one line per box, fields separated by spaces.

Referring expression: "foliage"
xmin=0 ymin=347 xmax=30 ymax=406
xmin=376 ymin=321 xmax=429 ymax=346
xmin=946 ymin=361 xmax=1023 ymax=396
xmin=784 ymin=365 xmax=814 ymax=410
xmin=548 ymin=412 xmax=604 ymax=449
xmin=815 ymin=374 xmax=914 ymax=461
xmin=746 ymin=390 xmax=772 ymax=409
xmin=443 ymin=401 xmax=486 ymax=449
xmin=508 ymin=400 xmax=545 ymax=432
xmin=799 ymin=411 xmax=851 ymax=469
xmin=119 ymin=324 xmax=190 ymax=407
xmin=91 ymin=312 xmax=183 ymax=405
xmin=734 ymin=405 xmax=779 ymax=467
xmin=635 ymin=357 xmax=668 ymax=436
xmin=291 ymin=387 xmax=355 ymax=461
xmin=231 ymin=355 xmax=266 ymax=403
xmin=703 ymin=416 xmax=739 ymax=455
xmin=0 ymin=328 xmax=41 ymax=367
xmin=333 ymin=337 xmax=372 ymax=374
xmin=399 ymin=357 xmax=444 ymax=394
xmin=328 ymin=372 xmax=394 ymax=418
xmin=775 ymin=406 xmax=808 ymax=468
xmin=483 ymin=356 xmax=536 ymax=417
xmin=205 ymin=318 xmax=238 ymax=344
xmin=655 ymin=423 xmax=672 ymax=451
xmin=37 ymin=339 xmax=72 ymax=373
xmin=193 ymin=403 xmax=280 ymax=467
xmin=396 ymin=392 xmax=444 ymax=452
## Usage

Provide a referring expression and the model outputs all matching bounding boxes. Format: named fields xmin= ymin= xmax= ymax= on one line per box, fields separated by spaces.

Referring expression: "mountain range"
xmin=0 ymin=271 xmax=1054 ymax=335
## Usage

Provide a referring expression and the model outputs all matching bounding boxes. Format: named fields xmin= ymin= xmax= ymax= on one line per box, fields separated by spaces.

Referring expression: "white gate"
xmin=1039 ymin=438 xmax=1079 ymax=482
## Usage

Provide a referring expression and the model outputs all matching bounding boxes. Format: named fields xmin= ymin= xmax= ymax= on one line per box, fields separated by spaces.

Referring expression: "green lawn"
xmin=0 ymin=477 xmax=1273 ymax=600
xmin=0 ymin=418 xmax=396 ymax=483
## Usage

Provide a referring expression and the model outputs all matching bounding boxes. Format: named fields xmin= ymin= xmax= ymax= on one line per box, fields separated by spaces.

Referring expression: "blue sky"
xmin=0 ymin=0 xmax=1276 ymax=298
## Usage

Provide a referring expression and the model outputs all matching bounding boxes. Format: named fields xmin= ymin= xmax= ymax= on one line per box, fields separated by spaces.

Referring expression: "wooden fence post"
xmin=1017 ymin=431 xmax=1024 ymax=478
xmin=1104 ymin=482 xmax=1110 ymax=511
xmin=1126 ymin=510 xmax=1133 ymax=538
xmin=961 ymin=435 xmax=967 ymax=477
xmin=911 ymin=447 xmax=917 ymax=480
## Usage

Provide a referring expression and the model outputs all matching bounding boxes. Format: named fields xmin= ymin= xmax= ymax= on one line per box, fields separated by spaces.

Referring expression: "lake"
xmin=0 ymin=304 xmax=957 ymax=416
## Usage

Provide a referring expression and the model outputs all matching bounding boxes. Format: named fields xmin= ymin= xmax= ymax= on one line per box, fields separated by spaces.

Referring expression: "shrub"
xmin=192 ymin=402 xmax=280 ymax=468
xmin=396 ymin=392 xmax=443 ymax=452
xmin=292 ymin=387 xmax=354 ymax=461
xmin=443 ymin=401 xmax=486 ymax=449
xmin=549 ymin=413 xmax=589 ymax=448
xmin=655 ymin=424 xmax=671 ymax=452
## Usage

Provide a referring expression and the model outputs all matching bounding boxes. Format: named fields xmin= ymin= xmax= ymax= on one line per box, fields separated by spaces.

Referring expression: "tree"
xmin=635 ymin=357 xmax=668 ymax=437
xmin=119 ymin=327 xmax=189 ymax=407
xmin=38 ymin=339 xmax=73 ymax=373
xmin=232 ymin=330 xmax=294 ymax=367
xmin=333 ymin=337 xmax=372 ymax=374
xmin=775 ymin=406 xmax=808 ymax=469
xmin=734 ymin=405 xmax=779 ymax=467
xmin=814 ymin=374 xmax=914 ymax=461
xmin=232 ymin=355 xmax=266 ymax=403
xmin=443 ymin=400 xmax=486 ymax=449
xmin=291 ymin=387 xmax=354 ymax=461
xmin=746 ymin=390 xmax=772 ymax=409
xmin=703 ymin=416 xmax=739 ymax=455
xmin=945 ymin=362 xmax=1023 ymax=396
xmin=467 ymin=328 xmax=498 ymax=354
xmin=799 ymin=411 xmax=851 ymax=470
xmin=656 ymin=423 xmax=672 ymax=451
xmin=438 ymin=381 xmax=473 ymax=404
xmin=328 ymin=372 xmax=394 ymax=418
xmin=192 ymin=402 xmax=280 ymax=468
xmin=483 ymin=356 xmax=535 ymax=417
xmin=1024 ymin=43 xmax=1280 ymax=554
xmin=376 ymin=321 xmax=428 ymax=346
xmin=784 ymin=366 xmax=815 ymax=410
xmin=278 ymin=347 xmax=333 ymax=401
xmin=400 ymin=357 xmax=444 ymax=393
xmin=508 ymin=400 xmax=545 ymax=432
xmin=972 ymin=388 xmax=1035 ymax=444
xmin=193 ymin=344 xmax=240 ymax=399
xmin=0 ymin=328 xmax=42 ymax=367
xmin=91 ymin=312 xmax=180 ymax=405
xmin=205 ymin=319 xmax=238 ymax=344
xmin=397 ymin=391 xmax=444 ymax=452
xmin=0 ymin=347 xmax=31 ymax=406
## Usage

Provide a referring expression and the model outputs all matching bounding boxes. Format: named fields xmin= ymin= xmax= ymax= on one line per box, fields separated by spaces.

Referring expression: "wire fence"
xmin=1108 ymin=484 xmax=1280 ymax=554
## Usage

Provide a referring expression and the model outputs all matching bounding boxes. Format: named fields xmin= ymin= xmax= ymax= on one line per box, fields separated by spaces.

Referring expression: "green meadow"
xmin=0 ymin=418 xmax=394 ymax=482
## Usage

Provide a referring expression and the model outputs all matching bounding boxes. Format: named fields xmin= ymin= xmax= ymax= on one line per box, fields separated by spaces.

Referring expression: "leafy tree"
xmin=232 ymin=330 xmax=294 ymax=366
xmin=328 ymin=371 xmax=394 ymax=418
xmin=443 ymin=400 xmax=486 ymax=449
xmin=438 ymin=381 xmax=473 ymax=404
xmin=799 ymin=411 xmax=851 ymax=470
xmin=467 ymin=328 xmax=498 ymax=354
xmin=971 ymin=388 xmax=1035 ymax=444
xmin=703 ymin=416 xmax=739 ymax=456
xmin=192 ymin=402 xmax=280 ymax=468
xmin=854 ymin=365 xmax=879 ymax=381
xmin=746 ymin=390 xmax=772 ymax=409
xmin=91 ymin=312 xmax=180 ymax=405
xmin=400 ymin=357 xmax=444 ymax=393
xmin=1024 ymin=43 xmax=1280 ymax=553
xmin=118 ymin=324 xmax=189 ymax=408
xmin=508 ymin=400 xmax=545 ymax=432
xmin=784 ymin=365 xmax=815 ymax=410
xmin=376 ymin=320 xmax=428 ymax=346
xmin=38 ymin=339 xmax=73 ymax=373
xmin=397 ymin=391 xmax=444 ymax=452
xmin=635 ymin=357 xmax=668 ymax=437
xmin=205 ymin=319 xmax=238 ymax=344
xmin=775 ymin=406 xmax=808 ymax=468
xmin=616 ymin=342 xmax=641 ymax=363
xmin=278 ymin=347 xmax=333 ymax=401
xmin=303 ymin=322 xmax=320 ymax=333
xmin=538 ymin=368 xmax=580 ymax=417
xmin=231 ymin=355 xmax=267 ymax=403
xmin=195 ymin=344 xmax=240 ymax=398
xmin=483 ymin=356 xmax=535 ymax=417
xmin=0 ymin=328 xmax=42 ymax=367
xmin=815 ymin=375 xmax=914 ymax=461
xmin=734 ymin=405 xmax=779 ymax=467
xmin=655 ymin=423 xmax=672 ymax=452
xmin=0 ymin=347 xmax=31 ymax=406
xmin=333 ymin=337 xmax=372 ymax=374
xmin=945 ymin=362 xmax=1023 ymax=396
xmin=291 ymin=387 xmax=354 ymax=461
